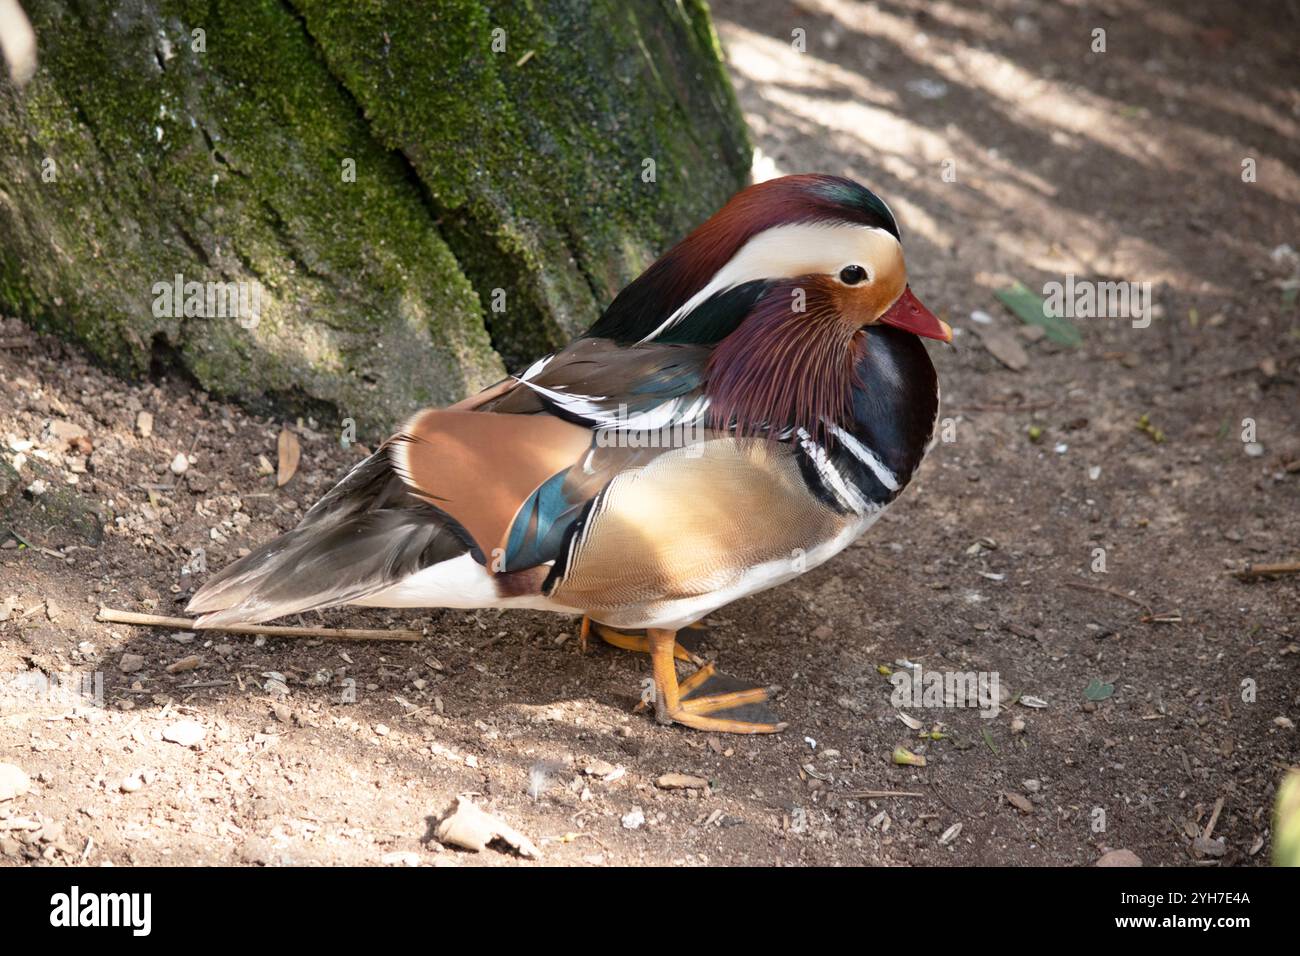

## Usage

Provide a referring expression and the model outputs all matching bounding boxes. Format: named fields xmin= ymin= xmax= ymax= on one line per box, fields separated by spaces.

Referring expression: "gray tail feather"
xmin=186 ymin=450 xmax=471 ymax=627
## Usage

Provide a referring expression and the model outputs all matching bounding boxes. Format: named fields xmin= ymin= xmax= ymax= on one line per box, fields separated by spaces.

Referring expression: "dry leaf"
xmin=276 ymin=427 xmax=300 ymax=487
xmin=1095 ymin=848 xmax=1142 ymax=867
xmin=1004 ymin=791 xmax=1034 ymax=814
xmin=165 ymin=655 xmax=202 ymax=674
xmin=892 ymin=745 xmax=927 ymax=767
xmin=434 ymin=796 xmax=541 ymax=858
xmin=972 ymin=324 xmax=1030 ymax=371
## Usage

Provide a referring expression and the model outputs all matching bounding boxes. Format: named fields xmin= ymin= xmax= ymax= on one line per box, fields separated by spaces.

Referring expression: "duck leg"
xmin=646 ymin=628 xmax=787 ymax=734
xmin=579 ymin=615 xmax=703 ymax=665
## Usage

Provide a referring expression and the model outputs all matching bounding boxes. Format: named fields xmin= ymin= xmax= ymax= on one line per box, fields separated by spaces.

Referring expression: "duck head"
xmin=587 ymin=174 xmax=949 ymax=441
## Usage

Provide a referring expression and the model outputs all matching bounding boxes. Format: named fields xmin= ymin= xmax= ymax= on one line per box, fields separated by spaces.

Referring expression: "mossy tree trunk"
xmin=0 ymin=0 xmax=750 ymax=437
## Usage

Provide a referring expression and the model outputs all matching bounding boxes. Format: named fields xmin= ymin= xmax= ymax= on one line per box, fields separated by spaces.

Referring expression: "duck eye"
xmin=839 ymin=265 xmax=867 ymax=285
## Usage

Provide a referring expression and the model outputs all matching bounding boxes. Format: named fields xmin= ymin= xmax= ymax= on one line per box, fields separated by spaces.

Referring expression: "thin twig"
xmin=1231 ymin=560 xmax=1300 ymax=580
xmin=96 ymin=607 xmax=420 ymax=642
xmin=0 ymin=336 xmax=34 ymax=349
xmin=949 ymin=400 xmax=1055 ymax=413
xmin=1176 ymin=350 xmax=1300 ymax=391
xmin=1063 ymin=579 xmax=1149 ymax=609
xmin=1140 ymin=610 xmax=1184 ymax=625
xmin=4 ymin=527 xmax=35 ymax=549
xmin=2 ymin=526 xmax=66 ymax=560
xmin=843 ymin=789 xmax=925 ymax=799
xmin=1203 ymin=796 xmax=1225 ymax=840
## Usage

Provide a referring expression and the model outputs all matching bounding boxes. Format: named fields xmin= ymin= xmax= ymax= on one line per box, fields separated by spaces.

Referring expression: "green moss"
xmin=0 ymin=0 xmax=749 ymax=427
xmin=292 ymin=0 xmax=750 ymax=368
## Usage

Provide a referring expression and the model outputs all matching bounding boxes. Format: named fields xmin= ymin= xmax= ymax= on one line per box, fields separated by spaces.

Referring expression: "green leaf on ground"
xmin=995 ymin=281 xmax=1083 ymax=347
xmin=981 ymin=727 xmax=999 ymax=755
xmin=1084 ymin=679 xmax=1115 ymax=701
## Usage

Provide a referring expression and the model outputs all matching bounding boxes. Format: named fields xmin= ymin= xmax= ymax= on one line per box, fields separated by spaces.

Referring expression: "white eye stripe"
xmin=640 ymin=222 xmax=900 ymax=342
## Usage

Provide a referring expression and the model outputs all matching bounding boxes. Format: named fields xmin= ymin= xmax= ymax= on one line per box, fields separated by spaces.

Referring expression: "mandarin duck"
xmin=188 ymin=174 xmax=951 ymax=734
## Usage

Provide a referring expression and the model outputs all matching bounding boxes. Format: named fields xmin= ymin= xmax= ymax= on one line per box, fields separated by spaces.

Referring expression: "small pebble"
xmin=165 ymin=655 xmax=202 ymax=674
xmin=0 ymin=763 xmax=31 ymax=802
xmin=1096 ymin=848 xmax=1142 ymax=867
xmin=621 ymin=807 xmax=646 ymax=830
xmin=162 ymin=720 xmax=206 ymax=747
xmin=1192 ymin=836 xmax=1227 ymax=858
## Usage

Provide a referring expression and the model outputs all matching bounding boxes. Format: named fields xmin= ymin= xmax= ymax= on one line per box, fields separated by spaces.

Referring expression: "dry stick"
xmin=949 ymin=399 xmax=1055 ymax=413
xmin=843 ymin=789 xmax=925 ymax=799
xmin=1231 ymin=560 xmax=1300 ymax=580
xmin=1203 ymin=796 xmax=1226 ymax=841
xmin=1063 ymin=579 xmax=1149 ymax=609
xmin=2 ymin=526 xmax=66 ymax=561
xmin=96 ymin=607 xmax=420 ymax=642
xmin=1176 ymin=350 xmax=1300 ymax=391
xmin=1140 ymin=610 xmax=1184 ymax=625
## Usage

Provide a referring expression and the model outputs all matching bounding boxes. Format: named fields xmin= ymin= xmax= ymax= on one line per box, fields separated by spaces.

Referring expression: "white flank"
xmin=626 ymin=513 xmax=882 ymax=631
xmin=350 ymin=553 xmax=571 ymax=613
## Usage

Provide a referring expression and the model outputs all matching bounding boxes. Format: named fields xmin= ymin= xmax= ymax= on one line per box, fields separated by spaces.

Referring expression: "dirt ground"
xmin=1 ymin=0 xmax=1297 ymax=867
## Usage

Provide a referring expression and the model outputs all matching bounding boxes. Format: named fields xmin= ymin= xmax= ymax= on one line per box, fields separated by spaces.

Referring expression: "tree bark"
xmin=0 ymin=0 xmax=750 ymax=437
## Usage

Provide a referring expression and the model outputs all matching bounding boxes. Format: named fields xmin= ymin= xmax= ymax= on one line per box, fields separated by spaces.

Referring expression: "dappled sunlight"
xmin=827 ymin=0 xmax=1297 ymax=204
xmin=713 ymin=3 xmax=1274 ymax=297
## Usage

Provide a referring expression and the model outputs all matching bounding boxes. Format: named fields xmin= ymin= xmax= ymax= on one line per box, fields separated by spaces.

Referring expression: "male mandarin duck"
xmin=188 ymin=174 xmax=951 ymax=734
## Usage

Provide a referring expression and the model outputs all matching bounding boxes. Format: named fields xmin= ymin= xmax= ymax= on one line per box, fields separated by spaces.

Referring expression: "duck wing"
xmin=187 ymin=339 xmax=712 ymax=626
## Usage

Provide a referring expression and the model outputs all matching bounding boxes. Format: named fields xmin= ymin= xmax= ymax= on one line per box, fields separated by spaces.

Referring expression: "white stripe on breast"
xmin=827 ymin=423 xmax=900 ymax=492
xmin=796 ymin=428 xmax=869 ymax=515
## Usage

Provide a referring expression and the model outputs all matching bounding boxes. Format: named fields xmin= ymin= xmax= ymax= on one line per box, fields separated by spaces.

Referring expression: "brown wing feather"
xmin=390 ymin=409 xmax=594 ymax=560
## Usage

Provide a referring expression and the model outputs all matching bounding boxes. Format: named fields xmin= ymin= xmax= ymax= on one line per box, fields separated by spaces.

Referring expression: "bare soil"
xmin=1 ymin=0 xmax=1297 ymax=866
